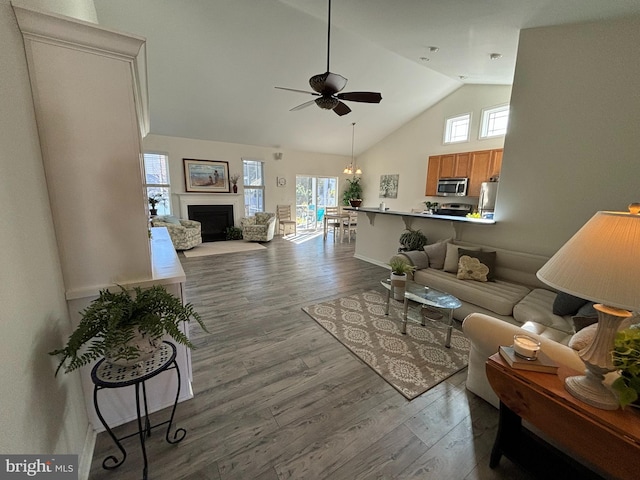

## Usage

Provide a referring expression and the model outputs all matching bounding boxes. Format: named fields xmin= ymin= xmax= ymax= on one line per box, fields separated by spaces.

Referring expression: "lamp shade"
xmin=537 ymin=210 xmax=640 ymax=311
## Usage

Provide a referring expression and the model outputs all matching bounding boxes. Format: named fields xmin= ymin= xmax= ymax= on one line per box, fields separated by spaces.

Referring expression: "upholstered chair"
xmin=151 ymin=216 xmax=202 ymax=250
xmin=241 ymin=212 xmax=276 ymax=242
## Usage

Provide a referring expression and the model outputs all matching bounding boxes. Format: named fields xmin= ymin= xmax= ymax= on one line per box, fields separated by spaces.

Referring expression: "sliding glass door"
xmin=295 ymin=175 xmax=338 ymax=231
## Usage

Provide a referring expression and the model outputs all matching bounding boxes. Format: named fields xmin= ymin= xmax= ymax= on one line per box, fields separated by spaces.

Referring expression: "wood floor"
xmin=89 ymin=233 xmax=537 ymax=480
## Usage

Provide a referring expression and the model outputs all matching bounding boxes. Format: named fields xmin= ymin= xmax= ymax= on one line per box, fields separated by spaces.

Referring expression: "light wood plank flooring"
xmin=89 ymin=233 xmax=536 ymax=480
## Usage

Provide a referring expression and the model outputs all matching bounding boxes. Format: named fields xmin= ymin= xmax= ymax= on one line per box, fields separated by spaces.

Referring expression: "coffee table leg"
xmin=385 ymin=286 xmax=391 ymax=316
xmin=445 ymin=308 xmax=453 ymax=348
xmin=402 ymin=297 xmax=409 ymax=334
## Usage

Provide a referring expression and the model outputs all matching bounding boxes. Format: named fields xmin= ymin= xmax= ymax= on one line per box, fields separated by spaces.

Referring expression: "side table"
xmin=91 ymin=341 xmax=186 ymax=480
xmin=486 ymin=352 xmax=640 ymax=480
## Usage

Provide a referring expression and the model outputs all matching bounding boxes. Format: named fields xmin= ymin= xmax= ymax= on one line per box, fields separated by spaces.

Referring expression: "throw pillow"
xmin=443 ymin=243 xmax=481 ymax=273
xmin=568 ymin=323 xmax=597 ymax=351
xmin=457 ymin=249 xmax=497 ymax=281
xmin=423 ymin=238 xmax=451 ymax=269
xmin=572 ymin=316 xmax=598 ymax=332
xmin=553 ymin=292 xmax=588 ymax=316
xmin=457 ymin=255 xmax=490 ymax=282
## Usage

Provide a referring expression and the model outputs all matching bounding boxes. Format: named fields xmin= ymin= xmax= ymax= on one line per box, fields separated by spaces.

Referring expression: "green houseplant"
xmin=388 ymin=257 xmax=416 ymax=300
xmin=398 ymin=228 xmax=427 ymax=252
xmin=342 ymin=176 xmax=363 ymax=206
xmin=612 ymin=326 xmax=640 ymax=407
xmin=49 ymin=284 xmax=208 ymax=375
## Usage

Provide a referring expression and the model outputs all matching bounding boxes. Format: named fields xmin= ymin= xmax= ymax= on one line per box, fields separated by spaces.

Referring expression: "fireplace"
xmin=188 ymin=204 xmax=234 ymax=242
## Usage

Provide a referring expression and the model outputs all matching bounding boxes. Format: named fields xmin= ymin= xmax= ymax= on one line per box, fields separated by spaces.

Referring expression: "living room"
xmin=2 ymin=0 xmax=640 ymax=479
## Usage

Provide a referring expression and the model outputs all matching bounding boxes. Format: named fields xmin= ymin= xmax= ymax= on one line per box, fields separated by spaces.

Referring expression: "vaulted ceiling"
xmin=94 ymin=0 xmax=640 ymax=156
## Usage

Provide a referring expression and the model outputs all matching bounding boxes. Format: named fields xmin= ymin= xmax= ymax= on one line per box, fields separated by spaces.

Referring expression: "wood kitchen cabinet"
xmin=425 ymin=148 xmax=503 ymax=196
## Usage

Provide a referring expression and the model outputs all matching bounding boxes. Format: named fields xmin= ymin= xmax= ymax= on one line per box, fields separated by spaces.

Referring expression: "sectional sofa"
xmin=391 ymin=239 xmax=602 ymax=406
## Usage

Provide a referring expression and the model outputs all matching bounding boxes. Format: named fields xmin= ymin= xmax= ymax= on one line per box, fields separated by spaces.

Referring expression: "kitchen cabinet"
xmin=426 ymin=148 xmax=503 ymax=196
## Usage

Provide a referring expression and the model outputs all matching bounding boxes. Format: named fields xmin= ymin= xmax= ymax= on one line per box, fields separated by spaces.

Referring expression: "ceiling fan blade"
xmin=309 ymin=72 xmax=348 ymax=94
xmin=275 ymin=86 xmax=319 ymax=96
xmin=333 ymin=101 xmax=351 ymax=116
xmin=337 ymin=91 xmax=383 ymax=103
xmin=290 ymin=99 xmax=317 ymax=111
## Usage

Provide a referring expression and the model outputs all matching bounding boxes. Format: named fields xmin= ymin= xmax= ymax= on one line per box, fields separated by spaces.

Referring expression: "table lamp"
xmin=537 ymin=204 xmax=640 ymax=410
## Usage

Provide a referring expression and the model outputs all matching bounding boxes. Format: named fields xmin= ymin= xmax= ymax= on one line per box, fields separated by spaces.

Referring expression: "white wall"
xmin=0 ymin=0 xmax=91 ymax=465
xmin=357 ymin=84 xmax=511 ymax=212
xmin=143 ymin=134 xmax=352 ymax=217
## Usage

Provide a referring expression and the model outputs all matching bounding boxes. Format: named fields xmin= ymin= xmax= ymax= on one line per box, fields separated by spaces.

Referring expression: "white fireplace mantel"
xmin=176 ymin=193 xmax=243 ymax=226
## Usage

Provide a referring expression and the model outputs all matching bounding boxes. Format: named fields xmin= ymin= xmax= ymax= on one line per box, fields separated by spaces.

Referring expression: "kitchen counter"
xmin=344 ymin=206 xmax=496 ymax=226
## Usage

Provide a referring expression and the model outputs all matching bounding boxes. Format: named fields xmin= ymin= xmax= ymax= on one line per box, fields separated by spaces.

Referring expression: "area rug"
xmin=182 ymin=240 xmax=266 ymax=258
xmin=302 ymin=290 xmax=470 ymax=400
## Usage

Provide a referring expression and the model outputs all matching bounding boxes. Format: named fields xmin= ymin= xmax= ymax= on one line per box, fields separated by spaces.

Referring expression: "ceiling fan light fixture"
xmin=315 ymin=96 xmax=339 ymax=110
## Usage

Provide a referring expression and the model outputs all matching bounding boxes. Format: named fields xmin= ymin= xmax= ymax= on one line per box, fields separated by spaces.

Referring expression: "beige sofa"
xmin=392 ymin=240 xmax=576 ymax=344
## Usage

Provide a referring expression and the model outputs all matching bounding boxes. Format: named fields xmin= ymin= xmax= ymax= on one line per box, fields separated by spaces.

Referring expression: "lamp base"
xmin=564 ymin=304 xmax=632 ymax=410
xmin=565 ymin=371 xmax=619 ymax=410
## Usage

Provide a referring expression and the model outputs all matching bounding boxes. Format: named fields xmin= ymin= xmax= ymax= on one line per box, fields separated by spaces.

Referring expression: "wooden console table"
xmin=486 ymin=352 xmax=640 ymax=480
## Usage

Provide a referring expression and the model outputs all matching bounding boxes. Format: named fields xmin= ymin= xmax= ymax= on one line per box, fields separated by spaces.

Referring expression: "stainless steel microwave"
xmin=437 ymin=177 xmax=468 ymax=196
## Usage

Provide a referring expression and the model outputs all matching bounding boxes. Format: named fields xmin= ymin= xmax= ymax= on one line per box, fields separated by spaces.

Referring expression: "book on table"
xmin=498 ymin=345 xmax=559 ymax=374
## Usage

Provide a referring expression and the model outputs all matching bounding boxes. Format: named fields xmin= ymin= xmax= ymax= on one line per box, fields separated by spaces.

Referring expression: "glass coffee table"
xmin=381 ymin=278 xmax=462 ymax=348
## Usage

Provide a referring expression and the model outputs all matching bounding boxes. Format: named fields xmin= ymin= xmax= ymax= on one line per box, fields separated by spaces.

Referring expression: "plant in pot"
xmin=148 ymin=193 xmax=163 ymax=216
xmin=398 ymin=228 xmax=427 ymax=252
xmin=342 ymin=176 xmax=363 ymax=207
xmin=423 ymin=201 xmax=439 ymax=214
xmin=611 ymin=325 xmax=640 ymax=407
xmin=49 ymin=284 xmax=208 ymax=375
xmin=225 ymin=226 xmax=243 ymax=240
xmin=388 ymin=257 xmax=416 ymax=300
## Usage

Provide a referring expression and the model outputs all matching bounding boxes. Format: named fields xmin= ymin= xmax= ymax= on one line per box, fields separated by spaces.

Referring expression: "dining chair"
xmin=342 ymin=211 xmax=358 ymax=243
xmin=276 ymin=204 xmax=296 ymax=236
xmin=324 ymin=206 xmax=342 ymax=241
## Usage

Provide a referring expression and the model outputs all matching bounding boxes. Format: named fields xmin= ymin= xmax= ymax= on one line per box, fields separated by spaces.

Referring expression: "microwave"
xmin=437 ymin=177 xmax=468 ymax=196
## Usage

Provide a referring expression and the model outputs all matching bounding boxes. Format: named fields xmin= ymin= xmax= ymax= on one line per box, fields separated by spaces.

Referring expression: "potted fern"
xmin=388 ymin=257 xmax=416 ymax=300
xmin=49 ymin=284 xmax=208 ymax=375
xmin=398 ymin=228 xmax=428 ymax=252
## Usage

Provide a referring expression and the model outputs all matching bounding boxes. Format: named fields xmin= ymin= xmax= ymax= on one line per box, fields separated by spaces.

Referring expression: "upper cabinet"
xmin=426 ymin=148 xmax=503 ymax=196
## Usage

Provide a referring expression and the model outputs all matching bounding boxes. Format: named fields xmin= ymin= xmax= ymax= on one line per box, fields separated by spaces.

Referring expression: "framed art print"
xmin=183 ymin=159 xmax=230 ymax=193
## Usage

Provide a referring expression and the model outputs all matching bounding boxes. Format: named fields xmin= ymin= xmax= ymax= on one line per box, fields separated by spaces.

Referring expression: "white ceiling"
xmin=93 ymin=0 xmax=640 ymax=156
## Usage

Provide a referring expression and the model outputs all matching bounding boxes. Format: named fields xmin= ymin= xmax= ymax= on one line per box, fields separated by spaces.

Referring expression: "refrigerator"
xmin=478 ymin=181 xmax=499 ymax=217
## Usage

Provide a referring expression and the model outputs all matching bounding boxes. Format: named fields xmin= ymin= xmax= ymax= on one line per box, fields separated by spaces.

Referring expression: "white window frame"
xmin=143 ymin=152 xmax=172 ymax=216
xmin=480 ymin=104 xmax=510 ymax=139
xmin=443 ymin=113 xmax=471 ymax=144
xmin=243 ymin=159 xmax=265 ymax=216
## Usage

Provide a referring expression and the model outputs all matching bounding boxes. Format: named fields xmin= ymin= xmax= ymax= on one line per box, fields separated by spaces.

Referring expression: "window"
xmin=444 ymin=113 xmax=471 ymax=144
xmin=480 ymin=104 xmax=510 ymax=139
xmin=143 ymin=152 xmax=171 ymax=215
xmin=243 ymin=159 xmax=264 ymax=216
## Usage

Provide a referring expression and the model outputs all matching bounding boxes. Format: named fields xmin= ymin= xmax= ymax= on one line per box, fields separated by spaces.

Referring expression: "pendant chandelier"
xmin=343 ymin=122 xmax=362 ymax=175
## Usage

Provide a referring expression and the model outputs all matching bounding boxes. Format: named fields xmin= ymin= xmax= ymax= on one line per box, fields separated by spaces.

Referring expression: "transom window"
xmin=143 ymin=152 xmax=171 ymax=215
xmin=243 ymin=159 xmax=265 ymax=216
xmin=480 ymin=104 xmax=510 ymax=138
xmin=444 ymin=113 xmax=471 ymax=144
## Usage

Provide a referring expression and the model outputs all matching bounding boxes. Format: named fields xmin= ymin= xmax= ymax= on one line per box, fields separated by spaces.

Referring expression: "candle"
xmin=513 ymin=334 xmax=541 ymax=360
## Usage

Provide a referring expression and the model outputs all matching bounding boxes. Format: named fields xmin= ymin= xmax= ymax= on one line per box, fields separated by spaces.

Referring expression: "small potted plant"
xmin=398 ymin=227 xmax=428 ymax=252
xmin=148 ymin=193 xmax=163 ymax=216
xmin=230 ymin=174 xmax=240 ymax=193
xmin=612 ymin=326 xmax=640 ymax=407
xmin=342 ymin=176 xmax=363 ymax=207
xmin=49 ymin=284 xmax=208 ymax=375
xmin=423 ymin=201 xmax=439 ymax=214
xmin=388 ymin=257 xmax=416 ymax=300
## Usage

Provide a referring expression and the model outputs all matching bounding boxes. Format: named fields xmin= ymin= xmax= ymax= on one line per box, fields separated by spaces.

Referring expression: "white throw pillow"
xmin=443 ymin=243 xmax=481 ymax=273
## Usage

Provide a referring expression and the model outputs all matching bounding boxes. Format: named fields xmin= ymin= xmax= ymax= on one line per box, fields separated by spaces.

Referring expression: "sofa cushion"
xmin=553 ymin=292 xmax=589 ymax=316
xmin=458 ymin=249 xmax=496 ymax=281
xmin=423 ymin=238 xmax=450 ymax=269
xmin=414 ymin=268 xmax=530 ymax=316
xmin=443 ymin=243 xmax=480 ymax=273
xmin=513 ymin=289 xmax=574 ymax=334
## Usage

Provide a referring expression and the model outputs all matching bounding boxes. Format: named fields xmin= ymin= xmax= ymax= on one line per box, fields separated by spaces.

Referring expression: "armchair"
xmin=241 ymin=212 xmax=276 ymax=242
xmin=151 ymin=216 xmax=202 ymax=250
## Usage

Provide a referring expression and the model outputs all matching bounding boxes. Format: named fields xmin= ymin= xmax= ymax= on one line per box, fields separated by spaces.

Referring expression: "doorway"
xmin=295 ymin=175 xmax=338 ymax=231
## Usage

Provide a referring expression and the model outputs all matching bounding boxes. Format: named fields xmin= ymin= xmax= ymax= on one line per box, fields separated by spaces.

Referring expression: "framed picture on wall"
xmin=183 ymin=159 xmax=230 ymax=193
xmin=379 ymin=174 xmax=399 ymax=198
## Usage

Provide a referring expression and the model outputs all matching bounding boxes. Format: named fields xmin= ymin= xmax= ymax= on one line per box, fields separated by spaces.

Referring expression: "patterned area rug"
xmin=302 ymin=290 xmax=470 ymax=400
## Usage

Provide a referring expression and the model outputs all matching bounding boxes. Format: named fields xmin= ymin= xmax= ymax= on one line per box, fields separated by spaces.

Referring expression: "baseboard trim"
xmin=78 ymin=425 xmax=96 ymax=480
xmin=353 ymin=253 xmax=389 ymax=270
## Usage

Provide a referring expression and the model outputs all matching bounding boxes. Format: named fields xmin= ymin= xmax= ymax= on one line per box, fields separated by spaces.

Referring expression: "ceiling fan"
xmin=275 ymin=0 xmax=382 ymax=116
